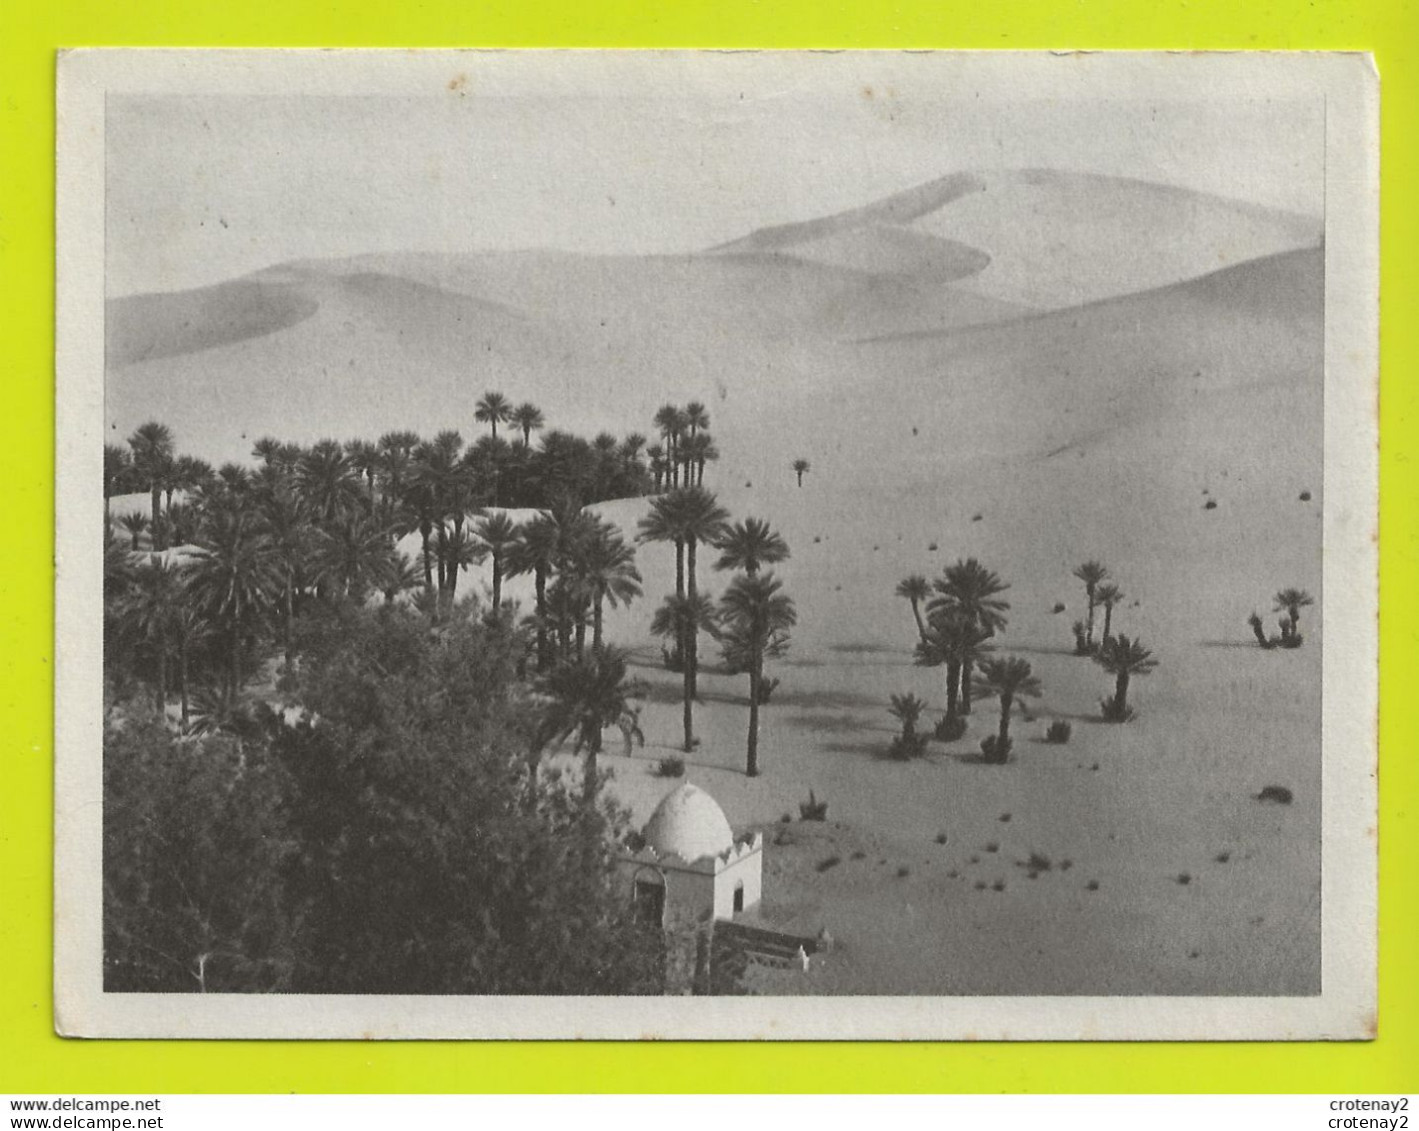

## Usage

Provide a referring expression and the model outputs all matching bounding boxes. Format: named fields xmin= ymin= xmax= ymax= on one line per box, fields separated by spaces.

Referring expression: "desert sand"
xmin=105 ymin=169 xmax=1323 ymax=995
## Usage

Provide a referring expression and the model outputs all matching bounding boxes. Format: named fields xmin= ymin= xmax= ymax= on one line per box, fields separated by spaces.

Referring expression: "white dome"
xmin=643 ymin=783 xmax=735 ymax=863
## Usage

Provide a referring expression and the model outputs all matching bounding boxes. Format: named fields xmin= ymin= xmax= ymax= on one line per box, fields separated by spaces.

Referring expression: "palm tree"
xmin=313 ymin=516 xmax=395 ymax=605
xmin=637 ymin=486 xmax=729 ymax=697
xmin=570 ymin=524 xmax=642 ymax=650
xmin=536 ymin=647 xmax=646 ymax=804
xmin=650 ymin=593 xmax=719 ymax=752
xmin=680 ymin=432 xmax=718 ymax=487
xmin=118 ymin=511 xmax=149 ymax=550
xmin=126 ymin=554 xmax=184 ymax=714
xmin=511 ymin=402 xmax=545 ymax=447
xmin=251 ymin=436 xmax=283 ymax=466
xmin=646 ymin=444 xmax=667 ymax=492
xmin=296 ymin=439 xmax=365 ymax=525
xmin=791 ymin=458 xmax=810 ymax=487
xmin=187 ymin=509 xmax=280 ymax=703
xmin=104 ymin=444 xmax=132 ymax=528
xmin=436 ymin=525 xmax=487 ymax=602
xmin=127 ymin=421 xmax=174 ymax=550
xmin=652 ymin=404 xmax=682 ymax=487
xmin=376 ymin=552 xmax=424 ymax=607
xmin=475 ymin=391 xmax=512 ymax=440
xmin=1095 ymin=583 xmax=1124 ymax=644
xmin=715 ymin=517 xmax=789 ymax=577
xmin=473 ymin=512 xmax=519 ymax=612
xmin=684 ymin=401 xmax=710 ymax=437
xmin=895 ymin=574 xmax=930 ymax=641
xmin=376 ymin=430 xmax=420 ymax=521
xmin=915 ymin=611 xmax=991 ymax=729
xmin=1094 ymin=634 xmax=1158 ymax=721
xmin=927 ymin=558 xmax=1010 ymax=713
xmin=506 ymin=512 xmax=563 ymax=670
xmin=1273 ymin=588 xmax=1315 ymax=643
xmin=888 ymin=692 xmax=928 ymax=757
xmin=971 ymin=656 xmax=1042 ymax=763
xmin=1072 ymin=561 xmax=1109 ymax=652
xmin=169 ymin=595 xmax=210 ymax=730
xmin=256 ymin=483 xmax=309 ymax=667
xmin=344 ymin=439 xmax=380 ymax=506
xmin=719 ymin=573 xmax=796 ymax=777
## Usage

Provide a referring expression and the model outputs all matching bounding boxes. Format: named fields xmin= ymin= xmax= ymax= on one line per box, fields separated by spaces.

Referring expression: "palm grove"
xmin=102 ymin=398 xmax=795 ymax=994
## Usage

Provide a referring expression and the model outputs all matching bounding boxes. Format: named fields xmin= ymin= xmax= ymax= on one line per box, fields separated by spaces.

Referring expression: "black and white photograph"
xmin=54 ymin=50 xmax=1378 ymax=1039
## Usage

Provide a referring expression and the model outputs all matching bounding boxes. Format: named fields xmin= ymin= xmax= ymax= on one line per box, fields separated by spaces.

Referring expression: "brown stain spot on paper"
xmin=448 ymin=74 xmax=467 ymax=95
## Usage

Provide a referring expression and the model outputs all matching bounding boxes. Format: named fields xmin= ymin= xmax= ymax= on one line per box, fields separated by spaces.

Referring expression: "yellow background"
xmin=2 ymin=0 xmax=1414 ymax=1093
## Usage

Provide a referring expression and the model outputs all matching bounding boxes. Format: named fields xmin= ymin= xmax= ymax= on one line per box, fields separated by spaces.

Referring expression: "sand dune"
xmin=721 ymin=168 xmax=1321 ymax=309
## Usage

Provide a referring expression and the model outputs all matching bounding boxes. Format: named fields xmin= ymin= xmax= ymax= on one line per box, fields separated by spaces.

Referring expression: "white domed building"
xmin=620 ymin=782 xmax=763 ymax=929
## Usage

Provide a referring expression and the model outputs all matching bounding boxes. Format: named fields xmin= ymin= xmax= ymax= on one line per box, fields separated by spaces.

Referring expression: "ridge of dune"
xmin=711 ymin=171 xmax=989 ymax=253
xmin=715 ymin=167 xmax=1322 ymax=309
xmin=853 ymin=245 xmax=1323 ymax=347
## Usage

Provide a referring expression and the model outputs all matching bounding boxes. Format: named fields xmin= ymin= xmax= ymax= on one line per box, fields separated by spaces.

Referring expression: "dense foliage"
xmin=104 ymin=604 xmax=665 ymax=994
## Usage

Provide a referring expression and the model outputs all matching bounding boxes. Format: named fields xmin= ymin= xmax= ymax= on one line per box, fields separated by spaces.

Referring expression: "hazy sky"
xmin=107 ymin=87 xmax=1323 ymax=295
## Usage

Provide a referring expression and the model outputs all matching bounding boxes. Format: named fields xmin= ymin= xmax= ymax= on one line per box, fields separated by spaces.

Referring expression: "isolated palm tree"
xmin=1095 ymin=583 xmax=1124 ymax=644
xmin=1247 ymin=612 xmax=1273 ymax=648
xmin=127 ymin=421 xmax=174 ymax=550
xmin=475 ymin=391 xmax=512 ymax=440
xmin=119 ymin=511 xmax=149 ymax=551
xmin=719 ymin=572 xmax=796 ymax=777
xmin=971 ymin=656 xmax=1043 ymax=763
xmin=1272 ymin=588 xmax=1315 ymax=642
xmin=927 ymin=558 xmax=1010 ymax=713
xmin=888 ymin=692 xmax=928 ymax=757
xmin=511 ymin=402 xmax=545 ymax=447
xmin=1072 ymin=561 xmax=1109 ymax=652
xmin=895 ymin=574 xmax=930 ymax=641
xmin=1094 ymin=634 xmax=1159 ymax=721
xmin=473 ymin=512 xmax=519 ymax=612
xmin=650 ymin=593 xmax=719 ymax=753
xmin=792 ymin=458 xmax=810 ymax=487
xmin=715 ymin=517 xmax=789 ymax=577
xmin=537 ymin=647 xmax=646 ymax=803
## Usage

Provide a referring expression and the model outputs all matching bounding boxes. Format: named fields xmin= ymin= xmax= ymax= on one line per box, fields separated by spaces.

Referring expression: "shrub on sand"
xmin=980 ymin=734 xmax=1013 ymax=762
xmin=934 ymin=715 xmax=967 ymax=742
xmin=656 ymin=755 xmax=685 ymax=778
xmin=1045 ymin=720 xmax=1072 ymax=744
xmin=799 ymin=789 xmax=829 ymax=821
